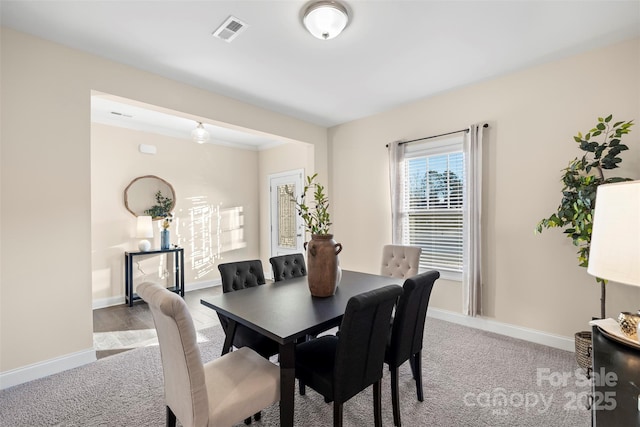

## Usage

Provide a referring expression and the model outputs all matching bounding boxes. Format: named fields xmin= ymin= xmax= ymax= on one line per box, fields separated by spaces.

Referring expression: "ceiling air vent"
xmin=212 ymin=16 xmax=248 ymax=43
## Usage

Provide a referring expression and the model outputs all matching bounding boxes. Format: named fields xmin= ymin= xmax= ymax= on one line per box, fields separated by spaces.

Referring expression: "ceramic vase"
xmin=304 ymin=234 xmax=343 ymax=297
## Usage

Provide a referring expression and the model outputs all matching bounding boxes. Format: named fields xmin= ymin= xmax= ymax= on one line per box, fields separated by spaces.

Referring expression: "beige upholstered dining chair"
xmin=137 ymin=282 xmax=280 ymax=427
xmin=380 ymin=245 xmax=422 ymax=279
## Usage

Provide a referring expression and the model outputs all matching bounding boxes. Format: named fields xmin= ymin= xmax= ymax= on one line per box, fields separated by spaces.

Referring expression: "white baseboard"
xmin=186 ymin=279 xmax=220 ymax=291
xmin=92 ymin=295 xmax=125 ymax=309
xmin=0 ymin=348 xmax=96 ymax=390
xmin=427 ymin=307 xmax=575 ymax=352
xmin=92 ymin=280 xmax=221 ymax=309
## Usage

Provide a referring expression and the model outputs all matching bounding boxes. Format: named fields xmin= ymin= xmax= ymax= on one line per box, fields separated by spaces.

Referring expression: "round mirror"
xmin=124 ymin=175 xmax=176 ymax=219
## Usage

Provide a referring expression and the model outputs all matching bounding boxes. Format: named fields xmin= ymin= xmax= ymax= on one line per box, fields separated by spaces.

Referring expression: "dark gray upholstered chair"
xmin=269 ymin=253 xmax=307 ymax=282
xmin=137 ymin=282 xmax=280 ymax=427
xmin=217 ymin=260 xmax=280 ymax=424
xmin=218 ymin=259 xmax=267 ymax=292
xmin=216 ymin=260 xmax=279 ymax=357
xmin=385 ymin=270 xmax=440 ymax=426
xmin=295 ymin=285 xmax=403 ymax=427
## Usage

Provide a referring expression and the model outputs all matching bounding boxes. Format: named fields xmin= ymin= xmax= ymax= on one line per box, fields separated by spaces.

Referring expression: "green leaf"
xmin=605 ymin=115 xmax=612 ymax=123
xmin=596 ymin=123 xmax=606 ymax=131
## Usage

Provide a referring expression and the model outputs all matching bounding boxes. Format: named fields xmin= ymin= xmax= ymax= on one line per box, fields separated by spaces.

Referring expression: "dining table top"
xmin=200 ymin=269 xmax=402 ymax=345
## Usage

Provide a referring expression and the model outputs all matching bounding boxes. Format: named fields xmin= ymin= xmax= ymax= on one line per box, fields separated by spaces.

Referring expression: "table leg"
xmin=221 ymin=319 xmax=237 ymax=356
xmin=279 ymin=341 xmax=295 ymax=427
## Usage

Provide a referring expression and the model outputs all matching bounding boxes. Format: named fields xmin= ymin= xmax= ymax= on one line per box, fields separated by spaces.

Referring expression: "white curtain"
xmin=388 ymin=141 xmax=405 ymax=244
xmin=463 ymin=124 xmax=484 ymax=316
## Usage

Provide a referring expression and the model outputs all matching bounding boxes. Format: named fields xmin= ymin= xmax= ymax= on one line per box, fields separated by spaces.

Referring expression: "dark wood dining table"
xmin=200 ymin=269 xmax=401 ymax=427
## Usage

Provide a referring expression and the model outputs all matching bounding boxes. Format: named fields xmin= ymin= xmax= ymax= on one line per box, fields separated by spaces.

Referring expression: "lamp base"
xmin=138 ymin=239 xmax=151 ymax=252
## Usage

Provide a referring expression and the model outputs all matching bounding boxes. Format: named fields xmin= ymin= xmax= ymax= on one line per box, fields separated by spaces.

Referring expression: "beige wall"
xmin=1 ymin=28 xmax=326 ymax=373
xmin=329 ymin=38 xmax=640 ymax=338
xmin=2 ymin=23 xmax=638 ymax=379
xmin=91 ymin=123 xmax=262 ymax=302
xmin=258 ymin=142 xmax=315 ymax=273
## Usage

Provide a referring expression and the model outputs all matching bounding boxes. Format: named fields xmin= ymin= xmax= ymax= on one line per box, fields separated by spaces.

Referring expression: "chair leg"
xmin=409 ymin=353 xmax=417 ymax=380
xmin=254 ymin=411 xmax=261 ymax=421
xmin=166 ymin=406 xmax=176 ymax=427
xmin=333 ymin=402 xmax=343 ymax=427
xmin=243 ymin=417 xmax=252 ymax=425
xmin=390 ymin=367 xmax=401 ymax=426
xmin=413 ymin=351 xmax=424 ymax=402
xmin=373 ymin=380 xmax=382 ymax=427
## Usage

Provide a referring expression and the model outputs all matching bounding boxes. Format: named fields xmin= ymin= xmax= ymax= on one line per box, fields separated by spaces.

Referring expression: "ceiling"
xmin=91 ymin=95 xmax=283 ymax=150
xmin=2 ymin=0 xmax=639 ymax=135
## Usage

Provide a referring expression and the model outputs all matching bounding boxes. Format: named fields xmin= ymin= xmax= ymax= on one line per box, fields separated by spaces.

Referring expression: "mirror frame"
xmin=124 ymin=175 xmax=176 ymax=219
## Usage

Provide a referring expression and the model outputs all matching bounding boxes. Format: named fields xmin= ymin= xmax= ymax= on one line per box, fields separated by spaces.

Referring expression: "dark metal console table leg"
xmin=125 ymin=253 xmax=133 ymax=307
xmin=175 ymin=248 xmax=185 ymax=297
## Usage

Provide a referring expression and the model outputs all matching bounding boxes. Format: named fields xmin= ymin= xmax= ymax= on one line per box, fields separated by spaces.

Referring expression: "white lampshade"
xmin=303 ymin=1 xmax=349 ymax=40
xmin=136 ymin=215 xmax=153 ymax=252
xmin=587 ymin=180 xmax=640 ymax=286
xmin=191 ymin=122 xmax=210 ymax=144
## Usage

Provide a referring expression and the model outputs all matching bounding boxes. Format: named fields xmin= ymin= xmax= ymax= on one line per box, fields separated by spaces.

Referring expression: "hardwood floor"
xmin=92 ymin=286 xmax=222 ymax=359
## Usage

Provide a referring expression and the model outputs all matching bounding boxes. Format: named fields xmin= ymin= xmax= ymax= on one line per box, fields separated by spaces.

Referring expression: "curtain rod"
xmin=386 ymin=123 xmax=489 ymax=147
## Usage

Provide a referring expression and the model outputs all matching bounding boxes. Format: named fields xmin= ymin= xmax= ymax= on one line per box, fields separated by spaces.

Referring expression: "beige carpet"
xmin=0 ymin=318 xmax=590 ymax=426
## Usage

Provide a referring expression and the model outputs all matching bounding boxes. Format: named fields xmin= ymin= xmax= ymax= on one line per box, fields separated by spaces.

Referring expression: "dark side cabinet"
xmin=591 ymin=325 xmax=640 ymax=426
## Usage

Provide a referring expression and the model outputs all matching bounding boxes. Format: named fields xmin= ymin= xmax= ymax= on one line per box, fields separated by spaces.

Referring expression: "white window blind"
xmin=403 ymin=138 xmax=464 ymax=279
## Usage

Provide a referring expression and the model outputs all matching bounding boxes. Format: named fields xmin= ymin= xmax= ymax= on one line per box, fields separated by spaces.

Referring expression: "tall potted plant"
xmin=536 ymin=115 xmax=633 ymax=319
xmin=291 ymin=173 xmax=343 ymax=297
xmin=535 ymin=115 xmax=633 ymax=370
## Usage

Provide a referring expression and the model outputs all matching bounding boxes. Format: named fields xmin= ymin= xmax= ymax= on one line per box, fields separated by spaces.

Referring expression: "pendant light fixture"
xmin=302 ymin=1 xmax=349 ymax=40
xmin=191 ymin=122 xmax=210 ymax=144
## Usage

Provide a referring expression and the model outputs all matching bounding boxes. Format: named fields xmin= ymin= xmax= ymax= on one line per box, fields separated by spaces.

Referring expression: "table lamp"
xmin=588 ymin=180 xmax=640 ymax=286
xmin=136 ymin=215 xmax=154 ymax=252
xmin=588 ymin=180 xmax=640 ymax=334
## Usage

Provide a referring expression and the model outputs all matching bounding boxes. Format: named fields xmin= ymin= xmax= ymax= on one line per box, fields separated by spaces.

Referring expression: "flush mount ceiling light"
xmin=302 ymin=1 xmax=349 ymax=40
xmin=191 ymin=122 xmax=210 ymax=144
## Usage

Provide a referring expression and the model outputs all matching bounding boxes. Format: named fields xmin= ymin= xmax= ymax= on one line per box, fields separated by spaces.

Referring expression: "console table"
xmin=591 ymin=325 xmax=640 ymax=426
xmin=124 ymin=247 xmax=185 ymax=307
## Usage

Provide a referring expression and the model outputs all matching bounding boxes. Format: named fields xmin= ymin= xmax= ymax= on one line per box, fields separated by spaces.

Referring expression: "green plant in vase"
xmin=144 ymin=190 xmax=173 ymax=220
xmin=145 ymin=190 xmax=174 ymax=249
xmin=289 ymin=173 xmax=342 ymax=297
xmin=535 ymin=115 xmax=634 ymax=319
xmin=290 ymin=173 xmax=332 ymax=236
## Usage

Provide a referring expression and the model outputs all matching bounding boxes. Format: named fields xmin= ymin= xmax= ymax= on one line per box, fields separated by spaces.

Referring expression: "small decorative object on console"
xmin=617 ymin=312 xmax=640 ymax=340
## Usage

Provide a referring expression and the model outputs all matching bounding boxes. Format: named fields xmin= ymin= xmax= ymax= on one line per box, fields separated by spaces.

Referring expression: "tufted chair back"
xmin=269 ymin=253 xmax=307 ymax=282
xmin=137 ymin=282 xmax=209 ymax=427
xmin=217 ymin=260 xmax=266 ymax=293
xmin=380 ymin=245 xmax=422 ymax=279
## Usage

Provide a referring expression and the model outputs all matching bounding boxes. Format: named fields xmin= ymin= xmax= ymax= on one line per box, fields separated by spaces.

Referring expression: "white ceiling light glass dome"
xmin=191 ymin=122 xmax=210 ymax=144
xmin=302 ymin=1 xmax=349 ymax=40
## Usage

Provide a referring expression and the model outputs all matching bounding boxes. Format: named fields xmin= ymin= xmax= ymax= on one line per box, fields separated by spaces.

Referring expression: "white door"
xmin=270 ymin=169 xmax=304 ymax=258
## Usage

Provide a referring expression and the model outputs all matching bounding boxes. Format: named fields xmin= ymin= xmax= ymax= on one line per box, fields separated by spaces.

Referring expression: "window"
xmin=403 ymin=137 xmax=464 ymax=280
